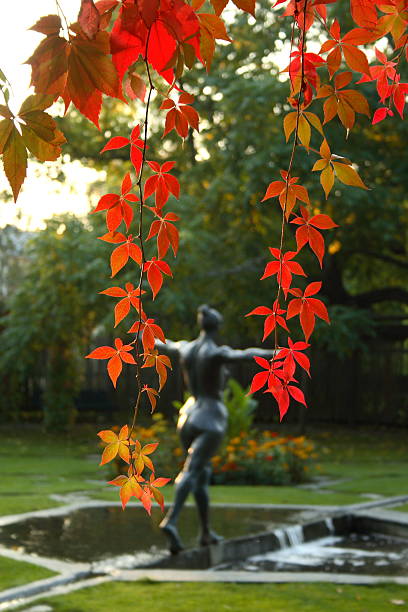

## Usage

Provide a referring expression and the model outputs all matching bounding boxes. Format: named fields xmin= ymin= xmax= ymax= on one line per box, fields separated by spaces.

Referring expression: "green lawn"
xmin=0 ymin=556 xmax=56 ymax=591
xmin=16 ymin=581 xmax=408 ymax=612
xmin=393 ymin=504 xmax=408 ymax=512
xmin=1 ymin=425 xmax=407 ymax=517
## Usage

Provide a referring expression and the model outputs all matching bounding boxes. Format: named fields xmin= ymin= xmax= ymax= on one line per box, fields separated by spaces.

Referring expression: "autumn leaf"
xmin=144 ymin=161 xmax=180 ymax=209
xmin=319 ymin=19 xmax=374 ymax=78
xmin=265 ymin=376 xmax=307 ymax=422
xmin=0 ymin=94 xmax=65 ymax=201
xmin=86 ymin=338 xmax=136 ymax=387
xmin=332 ymin=161 xmax=368 ymax=189
xmin=100 ymin=283 xmax=145 ymax=327
xmin=125 ymin=72 xmax=146 ymax=103
xmin=143 ymin=473 xmax=171 ymax=513
xmin=197 ymin=13 xmax=232 ymax=71
xmin=128 ymin=318 xmax=166 ymax=352
xmin=287 ymin=282 xmax=330 ymax=341
xmin=98 ymin=231 xmax=142 ymax=277
xmin=312 ymin=139 xmax=368 ymax=197
xmin=144 ymin=258 xmax=173 ymax=299
xmin=291 ymin=205 xmax=338 ymax=267
xmin=132 ymin=439 xmax=159 ymax=475
xmin=142 ymin=349 xmax=172 ymax=391
xmin=160 ymin=93 xmax=200 ymax=139
xmin=372 ymin=106 xmax=394 ymax=124
xmin=261 ymin=248 xmax=306 ymax=295
xmin=276 ymin=337 xmax=311 ymax=378
xmin=92 ymin=173 xmax=138 ymax=232
xmin=246 ymin=300 xmax=289 ymax=340
xmin=262 ymin=170 xmax=310 ymax=219
xmin=108 ymin=474 xmax=144 ymax=510
xmin=78 ymin=0 xmax=100 ymax=39
xmin=350 ymin=0 xmax=378 ymax=28
xmin=316 ymin=71 xmax=370 ymax=131
xmin=100 ymin=125 xmax=146 ymax=175
xmin=142 ymin=385 xmax=159 ymax=413
xmin=26 ymin=17 xmax=121 ymax=127
xmin=98 ymin=424 xmax=135 ymax=465
xmin=146 ymin=212 xmax=180 ymax=259
xmin=248 ymin=356 xmax=284 ymax=395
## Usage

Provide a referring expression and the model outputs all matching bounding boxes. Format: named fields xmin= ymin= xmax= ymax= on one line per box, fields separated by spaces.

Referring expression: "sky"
xmin=0 ymin=1 xmax=102 ymax=231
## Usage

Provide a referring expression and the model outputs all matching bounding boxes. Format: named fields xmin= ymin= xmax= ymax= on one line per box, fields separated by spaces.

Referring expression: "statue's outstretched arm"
xmin=216 ymin=345 xmax=277 ymax=363
xmin=155 ymin=338 xmax=186 ymax=357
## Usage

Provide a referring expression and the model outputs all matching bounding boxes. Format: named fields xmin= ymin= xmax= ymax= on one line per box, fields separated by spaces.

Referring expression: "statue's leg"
xmin=193 ymin=464 xmax=223 ymax=546
xmin=191 ymin=434 xmax=224 ymax=546
xmin=160 ymin=428 xmax=222 ymax=553
xmin=159 ymin=423 xmax=195 ymax=554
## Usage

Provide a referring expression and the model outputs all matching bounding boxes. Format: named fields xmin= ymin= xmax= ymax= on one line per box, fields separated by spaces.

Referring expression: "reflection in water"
xmin=0 ymin=506 xmax=312 ymax=563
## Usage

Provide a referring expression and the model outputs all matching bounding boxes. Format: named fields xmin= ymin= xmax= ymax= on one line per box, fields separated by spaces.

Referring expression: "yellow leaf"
xmin=0 ymin=119 xmax=12 ymax=154
xmin=319 ymin=138 xmax=331 ymax=159
xmin=199 ymin=27 xmax=216 ymax=72
xmin=323 ymin=96 xmax=338 ymax=124
xmin=341 ymin=90 xmax=370 ymax=116
xmin=2 ymin=127 xmax=27 ymax=202
xmin=304 ymin=112 xmax=324 ymax=135
xmin=332 ymin=162 xmax=369 ymax=189
xmin=100 ymin=441 xmax=119 ymax=465
xmin=298 ymin=114 xmax=311 ymax=148
xmin=312 ymin=159 xmax=328 ymax=171
xmin=283 ymin=111 xmax=297 ymax=142
xmin=320 ymin=165 xmax=334 ymax=199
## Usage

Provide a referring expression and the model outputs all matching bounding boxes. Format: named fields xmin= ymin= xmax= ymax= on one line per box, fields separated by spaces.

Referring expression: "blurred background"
xmin=0 ymin=0 xmax=407 ymax=433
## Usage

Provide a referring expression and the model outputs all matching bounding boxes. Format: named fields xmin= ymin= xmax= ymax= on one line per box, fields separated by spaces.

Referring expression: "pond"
xmin=0 ymin=504 xmax=318 ymax=565
xmin=217 ymin=531 xmax=408 ymax=576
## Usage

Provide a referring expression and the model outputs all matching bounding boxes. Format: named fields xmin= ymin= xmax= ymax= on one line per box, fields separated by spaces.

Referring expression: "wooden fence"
xmin=77 ymin=340 xmax=408 ymax=428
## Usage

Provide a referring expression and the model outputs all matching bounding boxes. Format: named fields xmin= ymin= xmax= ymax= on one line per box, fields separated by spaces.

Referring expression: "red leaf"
xmin=101 ymin=136 xmax=130 ymax=153
xmin=78 ymin=0 xmax=101 ymax=39
xmin=137 ymin=0 xmax=160 ymax=27
xmin=86 ymin=346 xmax=116 ymax=359
xmin=372 ymin=107 xmax=393 ymax=124
xmin=350 ymin=0 xmax=378 ymax=28
xmin=147 ymin=263 xmax=163 ymax=299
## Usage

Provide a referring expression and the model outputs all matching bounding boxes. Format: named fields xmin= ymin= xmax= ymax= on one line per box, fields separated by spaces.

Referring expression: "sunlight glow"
xmin=0 ymin=1 xmax=101 ymax=231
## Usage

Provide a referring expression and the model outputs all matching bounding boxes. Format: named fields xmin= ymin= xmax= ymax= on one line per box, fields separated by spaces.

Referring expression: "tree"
xmin=0 ymin=215 xmax=107 ymax=429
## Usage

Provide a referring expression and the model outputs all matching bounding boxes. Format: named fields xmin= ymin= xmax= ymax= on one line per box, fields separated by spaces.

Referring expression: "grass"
xmin=16 ymin=580 xmax=408 ymax=612
xmin=0 ymin=425 xmax=103 ymax=516
xmin=393 ymin=504 xmax=408 ymax=512
xmin=1 ymin=424 xmax=407 ymax=517
xmin=91 ymin=483 xmax=362 ymax=506
xmin=0 ymin=556 xmax=56 ymax=591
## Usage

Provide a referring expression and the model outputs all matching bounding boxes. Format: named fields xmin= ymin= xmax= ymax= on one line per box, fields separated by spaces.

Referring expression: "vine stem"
xmin=272 ymin=0 xmax=309 ymax=356
xmin=129 ymin=28 xmax=155 ymax=445
xmin=55 ymin=0 xmax=71 ymax=40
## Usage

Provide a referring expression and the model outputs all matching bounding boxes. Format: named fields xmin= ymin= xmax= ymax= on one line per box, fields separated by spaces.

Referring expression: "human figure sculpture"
xmin=158 ymin=304 xmax=275 ymax=554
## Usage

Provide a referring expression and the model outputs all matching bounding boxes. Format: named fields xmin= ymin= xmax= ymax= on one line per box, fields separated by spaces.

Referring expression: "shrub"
xmin=211 ymin=432 xmax=316 ymax=485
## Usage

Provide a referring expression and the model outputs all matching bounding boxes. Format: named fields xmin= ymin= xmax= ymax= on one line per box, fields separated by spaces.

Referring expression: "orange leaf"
xmin=107 ymin=354 xmax=122 ymax=387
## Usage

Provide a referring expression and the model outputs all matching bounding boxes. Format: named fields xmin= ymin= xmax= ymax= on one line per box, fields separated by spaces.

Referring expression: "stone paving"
xmin=1 ymin=495 xmax=408 ymax=611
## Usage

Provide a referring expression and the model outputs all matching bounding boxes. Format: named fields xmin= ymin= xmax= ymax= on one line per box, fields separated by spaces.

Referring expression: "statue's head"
xmin=197 ymin=304 xmax=223 ymax=332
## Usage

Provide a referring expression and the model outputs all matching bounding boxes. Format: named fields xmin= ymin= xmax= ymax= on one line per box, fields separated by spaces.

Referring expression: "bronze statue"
xmin=158 ymin=304 xmax=275 ymax=554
